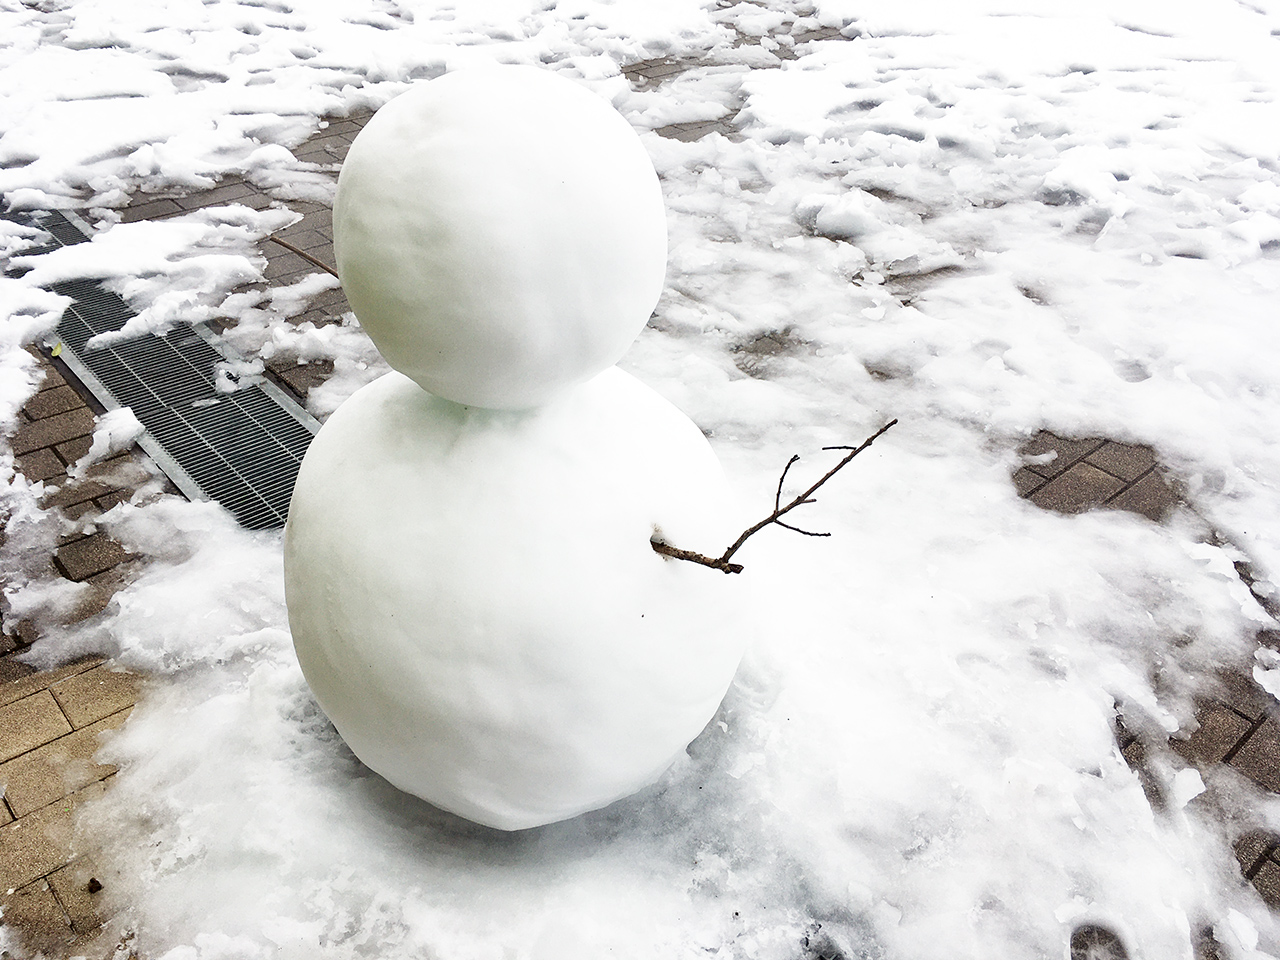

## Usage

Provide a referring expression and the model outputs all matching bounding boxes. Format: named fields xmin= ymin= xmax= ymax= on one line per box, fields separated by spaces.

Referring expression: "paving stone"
xmin=291 ymin=307 xmax=341 ymax=329
xmin=55 ymin=434 xmax=94 ymax=465
xmin=60 ymin=499 xmax=100 ymax=522
xmin=1252 ymin=859 xmax=1280 ymax=907
xmin=42 ymin=476 xmax=116 ymax=511
xmin=1235 ymin=830 xmax=1277 ymax=875
xmin=276 ymin=360 xmax=334 ymax=398
xmin=1028 ymin=462 xmax=1126 ymax=514
xmin=174 ymin=179 xmax=255 ymax=209
xmin=792 ymin=25 xmax=846 ymax=42
xmin=35 ymin=363 xmax=68 ymax=392
xmin=276 ymin=227 xmax=330 ymax=251
xmin=326 ymin=113 xmax=373 ymax=135
xmin=119 ymin=197 xmax=185 ymax=223
xmin=0 ymin=780 xmax=105 ymax=891
xmin=0 ymin=658 xmax=35 ymax=684
xmin=1228 ymin=717 xmax=1280 ymax=791
xmin=0 ymin=690 xmax=73 ymax=764
xmin=12 ymin=620 xmax=39 ymax=649
xmin=1020 ymin=433 xmax=1106 ymax=479
xmin=1172 ymin=704 xmax=1253 ymax=764
xmin=94 ymin=489 xmax=131 ymax=512
xmin=0 ymin=659 xmax=104 ymax=711
xmin=622 ymin=58 xmax=690 ymax=87
xmin=24 ymin=384 xmax=85 ymax=421
xmin=656 ymin=119 xmax=736 ymax=141
xmin=15 ymin=446 xmax=66 ymax=483
xmin=1107 ymin=470 xmax=1179 ymax=522
xmin=65 ymin=925 xmax=126 ymax=960
xmin=307 ymin=284 xmax=347 ymax=308
xmin=83 ymin=453 xmax=151 ymax=487
xmin=1085 ymin=441 xmax=1157 ymax=481
xmin=294 ymin=142 xmax=341 ymax=164
xmin=293 ymin=296 xmax=345 ymax=322
xmin=1012 ymin=466 xmax=1047 ymax=497
xmin=47 ymin=856 xmax=106 ymax=935
xmin=10 ymin=407 xmax=95 ymax=456
xmin=50 ymin=667 xmax=140 ymax=730
xmin=54 ymin=534 xmax=130 ymax=583
xmin=46 ymin=569 xmax=125 ymax=629
xmin=0 ymin=879 xmax=75 ymax=955
xmin=264 ymin=260 xmax=312 ymax=284
xmin=0 ymin=708 xmax=130 ymax=817
xmin=288 ymin=200 xmax=332 ymax=219
xmin=305 ymin=207 xmax=333 ymax=232
xmin=1214 ymin=668 xmax=1275 ymax=723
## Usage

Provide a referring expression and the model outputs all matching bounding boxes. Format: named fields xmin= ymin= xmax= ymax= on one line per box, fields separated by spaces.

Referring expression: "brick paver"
xmin=1172 ymin=704 xmax=1254 ymax=765
xmin=0 ymin=659 xmax=140 ymax=955
xmin=53 ymin=534 xmax=132 ymax=583
xmin=15 ymin=446 xmax=65 ymax=483
xmin=50 ymin=668 xmax=139 ymax=729
xmin=0 ymin=659 xmax=105 ymax=711
xmin=1109 ymin=471 xmax=1180 ymax=523
xmin=0 ymin=880 xmax=75 ymax=955
xmin=1029 ymin=461 xmax=1127 ymax=513
xmin=1225 ymin=719 xmax=1280 ymax=793
xmin=47 ymin=856 xmax=106 ymax=935
xmin=23 ymin=385 xmax=83 ymax=421
xmin=1084 ymin=442 xmax=1156 ymax=481
xmin=0 ymin=786 xmax=83 ymax=891
xmin=1252 ymin=860 xmax=1280 ymax=906
xmin=10 ymin=407 xmax=96 ymax=457
xmin=0 ymin=691 xmax=73 ymax=764
xmin=0 ymin=709 xmax=130 ymax=817
xmin=1016 ymin=433 xmax=1180 ymax=522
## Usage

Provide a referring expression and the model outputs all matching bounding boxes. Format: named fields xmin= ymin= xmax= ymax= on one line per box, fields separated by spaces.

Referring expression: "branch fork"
xmin=651 ymin=418 xmax=897 ymax=574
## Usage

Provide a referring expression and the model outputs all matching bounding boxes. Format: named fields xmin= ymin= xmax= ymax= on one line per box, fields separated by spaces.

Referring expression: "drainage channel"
xmin=4 ymin=208 xmax=318 ymax=530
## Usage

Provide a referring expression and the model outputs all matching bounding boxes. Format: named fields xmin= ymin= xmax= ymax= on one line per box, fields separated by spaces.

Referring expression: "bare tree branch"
xmin=650 ymin=540 xmax=745 ymax=574
xmin=774 ymin=520 xmax=829 ymax=537
xmin=651 ymin=418 xmax=898 ymax=574
xmin=267 ymin=236 xmax=340 ymax=279
xmin=775 ymin=455 xmax=800 ymax=511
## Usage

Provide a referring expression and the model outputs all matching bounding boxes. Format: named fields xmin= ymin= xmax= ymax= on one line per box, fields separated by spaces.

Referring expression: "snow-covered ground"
xmin=4 ymin=0 xmax=1280 ymax=957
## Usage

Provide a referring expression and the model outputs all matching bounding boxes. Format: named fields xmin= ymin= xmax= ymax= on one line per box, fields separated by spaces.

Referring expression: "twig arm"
xmin=649 ymin=539 xmax=744 ymax=574
xmin=650 ymin=418 xmax=897 ymax=574
xmin=267 ymin=236 xmax=340 ymax=279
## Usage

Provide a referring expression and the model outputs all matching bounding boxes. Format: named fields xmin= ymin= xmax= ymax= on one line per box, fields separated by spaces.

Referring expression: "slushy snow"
xmin=2 ymin=0 xmax=1280 ymax=958
xmin=334 ymin=67 xmax=668 ymax=409
xmin=285 ymin=367 xmax=746 ymax=830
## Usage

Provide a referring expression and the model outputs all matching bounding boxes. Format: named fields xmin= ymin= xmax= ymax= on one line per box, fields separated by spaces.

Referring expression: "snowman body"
xmin=284 ymin=67 xmax=747 ymax=831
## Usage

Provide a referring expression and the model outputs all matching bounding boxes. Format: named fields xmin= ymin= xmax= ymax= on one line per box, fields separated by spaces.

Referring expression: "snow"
xmin=68 ymin=406 xmax=145 ymax=478
xmin=334 ymin=67 xmax=667 ymax=408
xmin=1 ymin=0 xmax=1280 ymax=957
xmin=284 ymin=367 xmax=746 ymax=830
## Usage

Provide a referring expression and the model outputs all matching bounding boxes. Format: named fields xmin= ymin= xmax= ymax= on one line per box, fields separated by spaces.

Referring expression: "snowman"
xmin=283 ymin=66 xmax=750 ymax=831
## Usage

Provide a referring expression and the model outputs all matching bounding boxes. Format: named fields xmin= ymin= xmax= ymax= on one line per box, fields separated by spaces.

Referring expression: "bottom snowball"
xmin=284 ymin=367 xmax=749 ymax=829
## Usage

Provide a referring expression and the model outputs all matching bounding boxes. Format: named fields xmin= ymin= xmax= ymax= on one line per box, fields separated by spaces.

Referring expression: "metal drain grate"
xmin=4 ymin=207 xmax=318 ymax=529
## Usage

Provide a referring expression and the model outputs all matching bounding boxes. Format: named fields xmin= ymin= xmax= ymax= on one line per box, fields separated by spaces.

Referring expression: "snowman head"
xmin=333 ymin=66 xmax=668 ymax=410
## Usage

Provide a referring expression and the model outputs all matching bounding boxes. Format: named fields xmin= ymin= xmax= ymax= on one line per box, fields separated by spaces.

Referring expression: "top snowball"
xmin=333 ymin=66 xmax=668 ymax=409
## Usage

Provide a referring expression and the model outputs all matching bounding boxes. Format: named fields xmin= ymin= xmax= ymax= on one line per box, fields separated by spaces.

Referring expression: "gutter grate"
xmin=3 ymin=207 xmax=319 ymax=530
